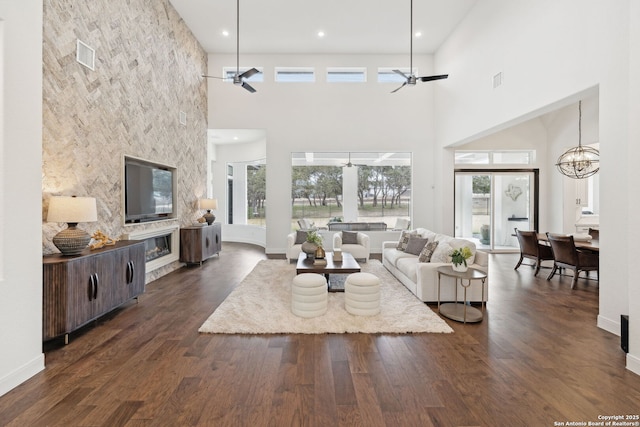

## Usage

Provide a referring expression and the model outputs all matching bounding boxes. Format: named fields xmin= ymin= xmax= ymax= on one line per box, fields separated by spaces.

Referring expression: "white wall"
xmin=0 ymin=0 xmax=45 ymax=396
xmin=626 ymin=0 xmax=640 ymax=374
xmin=436 ymin=0 xmax=636 ymax=374
xmin=207 ymin=53 xmax=442 ymax=254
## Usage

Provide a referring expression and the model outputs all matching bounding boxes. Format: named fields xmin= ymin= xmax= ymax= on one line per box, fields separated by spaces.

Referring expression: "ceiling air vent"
xmin=76 ymin=39 xmax=95 ymax=70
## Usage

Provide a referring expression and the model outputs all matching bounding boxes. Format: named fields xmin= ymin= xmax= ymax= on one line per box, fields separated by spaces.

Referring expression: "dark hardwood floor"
xmin=1 ymin=243 xmax=639 ymax=426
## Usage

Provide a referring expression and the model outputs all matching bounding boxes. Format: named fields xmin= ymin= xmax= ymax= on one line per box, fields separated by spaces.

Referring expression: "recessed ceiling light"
xmin=233 ymin=136 xmax=239 ymax=141
xmin=222 ymin=30 xmax=229 ymax=37
xmin=317 ymin=31 xmax=325 ymax=38
xmin=414 ymin=31 xmax=422 ymax=38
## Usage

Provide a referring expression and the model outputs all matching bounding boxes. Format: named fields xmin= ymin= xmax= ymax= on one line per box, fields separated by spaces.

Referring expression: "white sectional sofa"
xmin=382 ymin=228 xmax=489 ymax=303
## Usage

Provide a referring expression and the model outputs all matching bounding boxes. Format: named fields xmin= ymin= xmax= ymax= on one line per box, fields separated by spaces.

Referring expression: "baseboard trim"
xmin=0 ymin=354 xmax=45 ymax=398
xmin=597 ymin=314 xmax=620 ymax=336
xmin=627 ymin=353 xmax=640 ymax=376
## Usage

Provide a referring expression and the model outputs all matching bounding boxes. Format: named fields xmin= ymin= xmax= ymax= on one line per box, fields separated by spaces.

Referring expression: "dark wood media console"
xmin=180 ymin=223 xmax=221 ymax=265
xmin=42 ymin=240 xmax=146 ymax=344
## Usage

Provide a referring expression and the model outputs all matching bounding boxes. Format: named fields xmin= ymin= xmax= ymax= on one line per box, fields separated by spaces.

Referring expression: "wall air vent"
xmin=493 ymin=72 xmax=503 ymax=88
xmin=76 ymin=39 xmax=95 ymax=70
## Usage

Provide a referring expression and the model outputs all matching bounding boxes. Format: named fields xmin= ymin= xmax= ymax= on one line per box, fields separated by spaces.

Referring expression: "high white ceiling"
xmin=169 ymin=0 xmax=477 ymax=55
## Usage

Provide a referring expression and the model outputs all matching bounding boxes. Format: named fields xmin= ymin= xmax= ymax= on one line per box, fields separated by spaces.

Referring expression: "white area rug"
xmin=198 ymin=259 xmax=453 ymax=334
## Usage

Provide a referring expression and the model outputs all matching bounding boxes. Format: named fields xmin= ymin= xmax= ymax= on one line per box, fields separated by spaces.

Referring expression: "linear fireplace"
xmin=123 ymin=225 xmax=179 ymax=272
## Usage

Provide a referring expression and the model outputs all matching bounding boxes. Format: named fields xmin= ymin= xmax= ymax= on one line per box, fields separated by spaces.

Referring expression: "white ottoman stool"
xmin=344 ymin=272 xmax=380 ymax=316
xmin=292 ymin=273 xmax=328 ymax=318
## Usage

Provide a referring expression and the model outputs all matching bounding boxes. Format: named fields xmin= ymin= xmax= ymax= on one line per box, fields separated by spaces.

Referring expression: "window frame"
xmin=326 ymin=67 xmax=367 ymax=83
xmin=275 ymin=67 xmax=316 ymax=83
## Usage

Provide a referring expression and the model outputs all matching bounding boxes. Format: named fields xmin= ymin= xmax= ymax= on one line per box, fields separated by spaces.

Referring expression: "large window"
xmin=291 ymin=152 xmax=411 ymax=230
xmin=247 ymin=163 xmax=266 ymax=226
xmin=226 ymin=160 xmax=266 ymax=227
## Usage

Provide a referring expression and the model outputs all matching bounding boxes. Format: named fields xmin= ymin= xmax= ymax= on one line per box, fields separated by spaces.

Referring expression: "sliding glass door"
xmin=455 ymin=170 xmax=538 ymax=252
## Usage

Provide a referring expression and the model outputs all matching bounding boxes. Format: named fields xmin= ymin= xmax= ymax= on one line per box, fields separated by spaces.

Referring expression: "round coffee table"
xmin=436 ymin=266 xmax=487 ymax=323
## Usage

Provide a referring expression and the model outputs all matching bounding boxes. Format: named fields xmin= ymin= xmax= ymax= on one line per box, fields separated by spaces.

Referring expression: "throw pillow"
xmin=430 ymin=242 xmax=453 ymax=263
xmin=404 ymin=237 xmax=429 ymax=255
xmin=396 ymin=230 xmax=417 ymax=251
xmin=418 ymin=240 xmax=439 ymax=262
xmin=294 ymin=230 xmax=308 ymax=245
xmin=342 ymin=231 xmax=359 ymax=245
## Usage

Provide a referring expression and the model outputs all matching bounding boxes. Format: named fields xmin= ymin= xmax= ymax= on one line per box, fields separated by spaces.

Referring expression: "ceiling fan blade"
xmin=392 ymin=69 xmax=409 ymax=80
xmin=391 ymin=81 xmax=407 ymax=93
xmin=239 ymin=68 xmax=259 ymax=80
xmin=202 ymin=74 xmax=226 ymax=80
xmin=417 ymin=74 xmax=449 ymax=82
xmin=241 ymin=81 xmax=256 ymax=93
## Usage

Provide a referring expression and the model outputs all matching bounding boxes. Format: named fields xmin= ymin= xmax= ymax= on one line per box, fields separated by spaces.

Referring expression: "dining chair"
xmin=546 ymin=232 xmax=599 ymax=289
xmin=588 ymin=227 xmax=599 ymax=240
xmin=514 ymin=228 xmax=554 ymax=276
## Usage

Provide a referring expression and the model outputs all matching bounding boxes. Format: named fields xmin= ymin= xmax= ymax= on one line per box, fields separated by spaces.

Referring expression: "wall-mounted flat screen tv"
xmin=124 ymin=157 xmax=176 ymax=223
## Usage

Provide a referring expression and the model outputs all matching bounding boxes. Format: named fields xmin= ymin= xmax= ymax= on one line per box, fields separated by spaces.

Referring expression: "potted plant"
xmin=450 ymin=246 xmax=473 ymax=272
xmin=301 ymin=230 xmax=323 ymax=259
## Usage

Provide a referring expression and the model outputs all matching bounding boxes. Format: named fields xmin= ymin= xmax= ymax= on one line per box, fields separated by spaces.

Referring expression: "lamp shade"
xmin=47 ymin=196 xmax=98 ymax=223
xmin=199 ymin=198 xmax=218 ymax=211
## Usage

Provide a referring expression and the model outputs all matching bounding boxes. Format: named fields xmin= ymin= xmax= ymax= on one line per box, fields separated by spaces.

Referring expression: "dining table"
xmin=537 ymin=233 xmax=599 ymax=252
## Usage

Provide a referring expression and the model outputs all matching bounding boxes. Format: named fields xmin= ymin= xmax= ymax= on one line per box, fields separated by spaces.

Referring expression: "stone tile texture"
xmin=42 ymin=0 xmax=208 ymax=282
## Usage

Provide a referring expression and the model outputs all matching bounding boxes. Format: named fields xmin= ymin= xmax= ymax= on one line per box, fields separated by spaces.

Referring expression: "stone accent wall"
xmin=42 ymin=0 xmax=208 ymax=282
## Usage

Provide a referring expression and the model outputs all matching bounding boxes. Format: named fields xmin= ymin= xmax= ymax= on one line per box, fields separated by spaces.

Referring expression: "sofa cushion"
xmin=396 ymin=230 xmax=417 ymax=251
xmin=415 ymin=229 xmax=436 ymax=241
xmin=384 ymin=248 xmax=416 ymax=268
xmin=418 ymin=240 xmax=439 ymax=262
xmin=342 ymin=231 xmax=359 ymax=244
xmin=405 ymin=236 xmax=429 ymax=255
xmin=396 ymin=256 xmax=419 ymax=283
xmin=295 ymin=230 xmax=308 ymax=244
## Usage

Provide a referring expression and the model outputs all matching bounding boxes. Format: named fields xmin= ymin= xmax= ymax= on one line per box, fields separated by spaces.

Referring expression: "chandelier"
xmin=555 ymin=101 xmax=600 ymax=179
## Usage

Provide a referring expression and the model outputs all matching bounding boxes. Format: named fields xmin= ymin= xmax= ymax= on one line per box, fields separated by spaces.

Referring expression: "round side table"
xmin=436 ymin=265 xmax=487 ymax=323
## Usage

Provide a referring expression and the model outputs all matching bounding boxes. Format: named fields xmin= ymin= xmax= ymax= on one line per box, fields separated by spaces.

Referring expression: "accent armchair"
xmin=333 ymin=231 xmax=370 ymax=262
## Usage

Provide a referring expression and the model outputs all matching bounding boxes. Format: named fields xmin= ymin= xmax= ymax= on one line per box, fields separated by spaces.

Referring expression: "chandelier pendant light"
xmin=555 ymin=101 xmax=600 ymax=179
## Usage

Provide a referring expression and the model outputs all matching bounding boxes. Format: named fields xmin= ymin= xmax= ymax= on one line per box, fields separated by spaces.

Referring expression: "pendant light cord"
xmin=578 ymin=101 xmax=582 ymax=148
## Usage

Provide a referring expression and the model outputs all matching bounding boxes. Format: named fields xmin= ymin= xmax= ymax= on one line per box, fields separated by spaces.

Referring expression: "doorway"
xmin=455 ymin=169 xmax=539 ymax=252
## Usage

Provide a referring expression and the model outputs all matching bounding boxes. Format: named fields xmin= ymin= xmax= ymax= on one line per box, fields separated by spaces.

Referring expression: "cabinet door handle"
xmin=206 ymin=237 xmax=210 ymax=248
xmin=88 ymin=275 xmax=95 ymax=301
xmin=126 ymin=261 xmax=132 ymax=284
xmin=93 ymin=274 xmax=99 ymax=300
xmin=216 ymin=234 xmax=219 ymax=244
xmin=128 ymin=261 xmax=135 ymax=284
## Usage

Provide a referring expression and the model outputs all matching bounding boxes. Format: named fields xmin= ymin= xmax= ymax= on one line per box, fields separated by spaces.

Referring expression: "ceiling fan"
xmin=202 ymin=0 xmax=259 ymax=93
xmin=392 ymin=0 xmax=449 ymax=93
xmin=343 ymin=153 xmax=366 ymax=168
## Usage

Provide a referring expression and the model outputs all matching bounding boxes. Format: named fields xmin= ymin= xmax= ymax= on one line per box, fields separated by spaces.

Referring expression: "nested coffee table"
xmin=437 ymin=265 xmax=487 ymax=323
xmin=296 ymin=251 xmax=360 ymax=292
